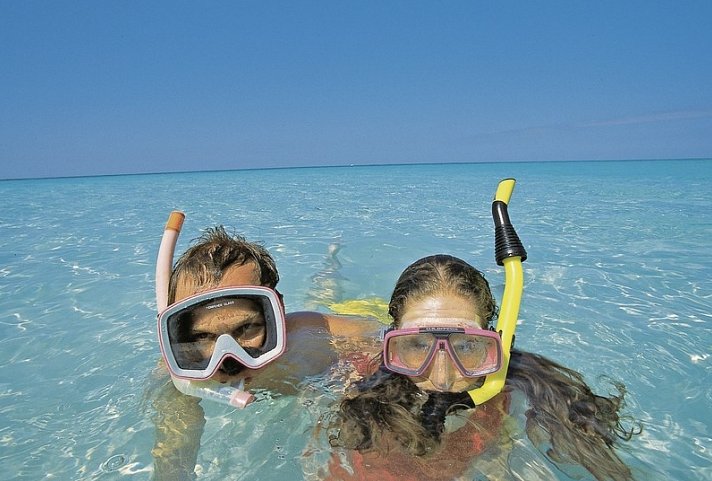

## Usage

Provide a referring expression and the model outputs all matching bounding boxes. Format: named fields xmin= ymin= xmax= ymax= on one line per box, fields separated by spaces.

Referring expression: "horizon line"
xmin=1 ymin=157 xmax=710 ymax=182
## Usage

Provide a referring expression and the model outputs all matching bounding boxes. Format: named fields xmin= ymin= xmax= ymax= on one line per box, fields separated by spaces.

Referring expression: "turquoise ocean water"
xmin=1 ymin=159 xmax=710 ymax=480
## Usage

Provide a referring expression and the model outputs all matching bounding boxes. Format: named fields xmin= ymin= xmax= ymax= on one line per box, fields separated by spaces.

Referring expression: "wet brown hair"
xmin=388 ymin=254 xmax=496 ymax=328
xmin=167 ymin=226 xmax=279 ymax=304
xmin=506 ymin=350 xmax=640 ymax=481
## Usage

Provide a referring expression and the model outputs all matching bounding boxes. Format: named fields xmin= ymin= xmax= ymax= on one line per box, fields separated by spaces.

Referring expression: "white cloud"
xmin=582 ymin=109 xmax=712 ymax=127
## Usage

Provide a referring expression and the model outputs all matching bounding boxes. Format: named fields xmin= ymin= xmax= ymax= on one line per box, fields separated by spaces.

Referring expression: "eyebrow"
xmin=191 ymin=310 xmax=265 ymax=332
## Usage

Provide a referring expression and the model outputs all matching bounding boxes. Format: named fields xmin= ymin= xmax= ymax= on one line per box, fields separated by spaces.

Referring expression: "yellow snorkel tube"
xmin=468 ymin=178 xmax=527 ymax=405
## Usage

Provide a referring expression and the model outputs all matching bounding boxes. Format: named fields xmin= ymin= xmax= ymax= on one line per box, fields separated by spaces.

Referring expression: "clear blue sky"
xmin=2 ymin=1 xmax=711 ymax=180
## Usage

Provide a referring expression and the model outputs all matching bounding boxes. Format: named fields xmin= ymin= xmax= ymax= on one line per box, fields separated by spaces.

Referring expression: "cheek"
xmin=240 ymin=331 xmax=266 ymax=348
xmin=453 ymin=377 xmax=483 ymax=392
xmin=195 ymin=342 xmax=215 ymax=357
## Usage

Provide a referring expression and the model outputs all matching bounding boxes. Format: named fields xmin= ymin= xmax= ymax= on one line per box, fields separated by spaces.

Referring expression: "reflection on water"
xmin=0 ymin=160 xmax=710 ymax=480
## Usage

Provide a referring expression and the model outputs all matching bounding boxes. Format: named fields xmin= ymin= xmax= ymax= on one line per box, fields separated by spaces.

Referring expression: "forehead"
xmin=175 ymin=262 xmax=261 ymax=302
xmin=399 ymin=293 xmax=482 ymax=329
xmin=221 ymin=262 xmax=262 ymax=286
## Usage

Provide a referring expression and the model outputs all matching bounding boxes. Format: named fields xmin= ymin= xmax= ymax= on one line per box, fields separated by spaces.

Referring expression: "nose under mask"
xmin=218 ymin=357 xmax=246 ymax=376
xmin=217 ymin=346 xmax=264 ymax=376
xmin=429 ymin=349 xmax=456 ymax=390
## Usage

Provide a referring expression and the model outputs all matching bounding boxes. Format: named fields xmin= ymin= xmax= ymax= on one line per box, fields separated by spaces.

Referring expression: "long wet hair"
xmin=329 ymin=254 xmax=639 ymax=480
xmin=506 ymin=350 xmax=638 ymax=481
xmin=167 ymin=226 xmax=279 ymax=304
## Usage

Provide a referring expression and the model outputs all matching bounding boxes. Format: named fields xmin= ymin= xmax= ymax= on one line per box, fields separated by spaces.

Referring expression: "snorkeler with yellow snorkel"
xmin=325 ymin=179 xmax=639 ymax=481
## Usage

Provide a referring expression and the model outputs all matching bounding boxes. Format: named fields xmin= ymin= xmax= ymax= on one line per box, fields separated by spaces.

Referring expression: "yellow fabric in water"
xmin=328 ymin=297 xmax=391 ymax=324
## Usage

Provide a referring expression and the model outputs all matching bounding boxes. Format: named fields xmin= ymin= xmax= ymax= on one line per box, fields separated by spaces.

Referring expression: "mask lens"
xmin=383 ymin=327 xmax=502 ymax=378
xmin=449 ymin=333 xmax=500 ymax=375
xmin=166 ymin=294 xmax=269 ymax=370
xmin=388 ymin=333 xmax=436 ymax=372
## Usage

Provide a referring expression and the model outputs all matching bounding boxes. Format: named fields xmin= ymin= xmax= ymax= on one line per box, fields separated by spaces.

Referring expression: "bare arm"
xmin=149 ymin=368 xmax=206 ymax=481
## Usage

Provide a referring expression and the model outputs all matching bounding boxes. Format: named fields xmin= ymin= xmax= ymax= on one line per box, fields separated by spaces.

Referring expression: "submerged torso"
xmin=322 ymin=392 xmax=511 ymax=481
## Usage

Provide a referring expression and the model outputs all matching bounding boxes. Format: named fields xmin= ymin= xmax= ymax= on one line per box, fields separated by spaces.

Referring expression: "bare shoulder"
xmin=286 ymin=311 xmax=382 ymax=337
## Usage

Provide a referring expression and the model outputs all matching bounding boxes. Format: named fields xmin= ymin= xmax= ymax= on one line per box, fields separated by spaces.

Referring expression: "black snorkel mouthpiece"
xmin=492 ymin=200 xmax=527 ymax=266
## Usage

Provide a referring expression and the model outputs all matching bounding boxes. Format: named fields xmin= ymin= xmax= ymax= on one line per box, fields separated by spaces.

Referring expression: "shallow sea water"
xmin=1 ymin=159 xmax=710 ymax=480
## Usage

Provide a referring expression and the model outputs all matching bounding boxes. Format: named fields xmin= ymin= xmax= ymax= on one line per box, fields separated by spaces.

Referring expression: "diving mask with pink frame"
xmin=383 ymin=326 xmax=503 ymax=378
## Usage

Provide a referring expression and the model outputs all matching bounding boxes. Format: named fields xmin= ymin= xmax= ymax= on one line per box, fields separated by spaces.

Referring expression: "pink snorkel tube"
xmin=155 ymin=211 xmax=255 ymax=408
xmin=155 ymin=211 xmax=184 ymax=314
